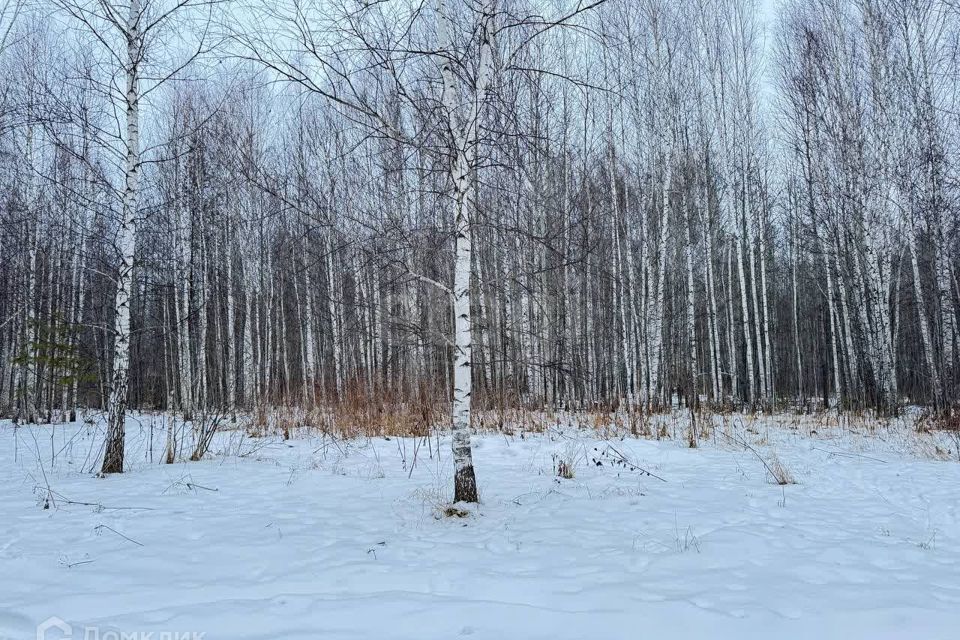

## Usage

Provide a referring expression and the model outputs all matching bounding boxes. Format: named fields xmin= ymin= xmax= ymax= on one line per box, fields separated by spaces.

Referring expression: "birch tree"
xmin=50 ymin=0 xmax=218 ymax=472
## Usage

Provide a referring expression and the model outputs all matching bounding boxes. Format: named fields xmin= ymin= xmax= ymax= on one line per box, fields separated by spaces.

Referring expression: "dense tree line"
xmin=1 ymin=0 xmax=958 ymax=446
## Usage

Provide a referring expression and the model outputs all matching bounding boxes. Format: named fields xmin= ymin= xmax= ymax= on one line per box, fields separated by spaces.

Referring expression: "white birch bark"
xmin=936 ymin=244 xmax=955 ymax=371
xmin=790 ymin=208 xmax=803 ymax=402
xmin=757 ymin=198 xmax=774 ymax=404
xmin=326 ymin=230 xmax=343 ymax=399
xmin=648 ymin=161 xmax=671 ymax=408
xmin=703 ymin=179 xmax=722 ymax=404
xmin=437 ymin=0 xmax=494 ymax=502
xmin=726 ymin=241 xmax=739 ymax=403
xmin=908 ymin=220 xmax=943 ymax=409
xmin=225 ymin=228 xmax=237 ymax=413
xmin=196 ymin=211 xmax=208 ymax=408
xmin=102 ymin=0 xmax=142 ymax=474
xmin=20 ymin=120 xmax=39 ymax=423
xmin=684 ymin=194 xmax=698 ymax=407
xmin=850 ymin=230 xmax=881 ymax=406
xmin=515 ymin=233 xmax=535 ymax=403
xmin=736 ymin=202 xmax=755 ymax=408
xmin=302 ymin=257 xmax=317 ymax=405
xmin=834 ymin=239 xmax=860 ymax=402
xmin=746 ymin=193 xmax=766 ymax=405
xmin=174 ymin=204 xmax=193 ymax=418
xmin=22 ymin=188 xmax=38 ymax=423
xmin=622 ymin=187 xmax=639 ymax=408
xmin=822 ymin=238 xmax=842 ymax=409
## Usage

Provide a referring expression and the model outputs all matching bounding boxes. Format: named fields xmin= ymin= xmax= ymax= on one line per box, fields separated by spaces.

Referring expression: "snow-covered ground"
xmin=1 ymin=412 xmax=959 ymax=639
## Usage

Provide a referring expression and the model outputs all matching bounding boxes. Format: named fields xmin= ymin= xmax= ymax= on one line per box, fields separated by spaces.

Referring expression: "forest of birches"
xmin=0 ymin=0 xmax=958 ymax=442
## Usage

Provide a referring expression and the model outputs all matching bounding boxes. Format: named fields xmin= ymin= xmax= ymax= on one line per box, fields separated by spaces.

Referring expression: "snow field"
xmin=1 ymin=413 xmax=959 ymax=639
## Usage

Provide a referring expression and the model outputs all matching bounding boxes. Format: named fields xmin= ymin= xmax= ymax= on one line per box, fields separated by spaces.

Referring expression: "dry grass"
xmin=917 ymin=409 xmax=960 ymax=433
xmin=766 ymin=453 xmax=797 ymax=485
xmin=441 ymin=505 xmax=471 ymax=518
xmin=555 ymin=455 xmax=575 ymax=479
xmin=228 ymin=395 xmax=956 ymax=466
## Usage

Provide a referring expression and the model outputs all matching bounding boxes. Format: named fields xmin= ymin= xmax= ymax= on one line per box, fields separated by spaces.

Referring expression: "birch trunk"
xmin=746 ymin=195 xmax=766 ymax=406
xmin=326 ymin=231 xmax=343 ymax=399
xmin=736 ymin=202 xmax=755 ymax=408
xmin=196 ymin=214 xmax=208 ymax=408
xmin=303 ymin=258 xmax=317 ymax=405
xmin=225 ymin=229 xmax=237 ymax=413
xmin=822 ymin=240 xmax=842 ymax=409
xmin=102 ymin=0 xmax=142 ymax=474
xmin=648 ymin=161 xmax=672 ymax=408
xmin=684 ymin=194 xmax=698 ymax=408
xmin=726 ymin=241 xmax=739 ymax=402
xmin=758 ymin=201 xmax=774 ymax=404
xmin=21 ymin=122 xmax=38 ymax=424
xmin=936 ymin=243 xmax=955 ymax=374
xmin=173 ymin=197 xmax=193 ymax=418
xmin=704 ymin=180 xmax=722 ymax=404
xmin=909 ymin=222 xmax=943 ymax=410
xmin=834 ymin=240 xmax=860 ymax=404
xmin=22 ymin=208 xmax=38 ymax=423
xmin=437 ymin=0 xmax=494 ymax=503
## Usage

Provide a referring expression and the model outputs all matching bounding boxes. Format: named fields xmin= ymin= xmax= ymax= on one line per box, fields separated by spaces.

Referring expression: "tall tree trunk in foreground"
xmin=438 ymin=0 xmax=495 ymax=503
xmin=102 ymin=0 xmax=142 ymax=474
